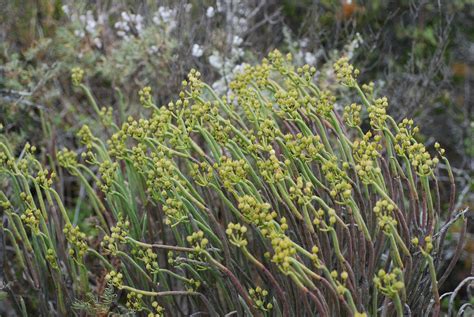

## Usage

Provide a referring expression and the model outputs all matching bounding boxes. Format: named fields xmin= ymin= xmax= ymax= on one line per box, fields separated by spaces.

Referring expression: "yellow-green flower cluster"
xmin=394 ymin=118 xmax=439 ymax=174
xmin=288 ymin=176 xmax=313 ymax=205
xmin=226 ymin=222 xmax=248 ymax=248
xmin=124 ymin=117 xmax=150 ymax=141
xmin=368 ymin=97 xmax=388 ymax=130
xmin=313 ymin=207 xmax=337 ymax=227
xmin=105 ymin=270 xmax=123 ymax=288
xmin=46 ymin=248 xmax=59 ymax=270
xmin=316 ymin=90 xmax=336 ymax=118
xmin=126 ymin=291 xmax=144 ymax=311
xmin=269 ymin=230 xmax=296 ymax=272
xmin=16 ymin=158 xmax=30 ymax=174
xmin=138 ymin=86 xmax=153 ymax=108
xmin=63 ymin=223 xmax=88 ymax=258
xmin=0 ymin=199 xmax=12 ymax=212
xmin=362 ymin=81 xmax=375 ymax=96
xmin=163 ymin=197 xmax=187 ymax=226
xmin=71 ymin=67 xmax=84 ymax=86
xmin=434 ymin=142 xmax=446 ymax=157
xmin=343 ymin=103 xmax=362 ymax=127
xmin=330 ymin=270 xmax=350 ymax=295
xmin=373 ymin=199 xmax=397 ymax=233
xmin=184 ymin=69 xmax=204 ymax=97
xmin=208 ymin=119 xmax=232 ymax=145
xmin=186 ymin=231 xmax=209 ymax=253
xmin=237 ymin=195 xmax=277 ymax=228
xmin=99 ymin=106 xmax=114 ymax=126
xmin=423 ymin=235 xmax=434 ymax=254
xmin=0 ymin=150 xmax=8 ymax=166
xmin=296 ymin=64 xmax=316 ymax=82
xmin=100 ymin=217 xmax=129 ymax=255
xmin=107 ymin=130 xmax=128 ymax=158
xmin=285 ymin=133 xmax=323 ymax=162
xmin=148 ymin=107 xmax=173 ymax=141
xmin=186 ymin=100 xmax=218 ymax=126
xmin=257 ymin=119 xmax=280 ymax=147
xmin=190 ymin=161 xmax=214 ymax=187
xmin=148 ymin=301 xmax=165 ymax=317
xmin=136 ymin=248 xmax=159 ymax=272
xmin=373 ymin=268 xmax=404 ymax=298
xmin=230 ymin=61 xmax=270 ymax=93
xmin=249 ymin=286 xmax=273 ymax=312
xmin=412 ymin=235 xmax=434 ymax=254
xmin=353 ymin=132 xmax=382 ymax=183
xmin=35 ymin=169 xmax=55 ymax=189
xmin=333 ymin=57 xmax=359 ymax=86
xmin=77 ymin=125 xmax=94 ymax=158
xmin=310 ymin=245 xmax=321 ymax=266
xmin=20 ymin=207 xmax=41 ymax=234
xmin=267 ymin=49 xmax=286 ymax=73
xmin=407 ymin=142 xmax=438 ymax=176
xmin=57 ymin=148 xmax=78 ymax=169
xmin=146 ymin=152 xmax=175 ymax=193
xmin=184 ymin=278 xmax=201 ymax=292
xmin=274 ymin=88 xmax=301 ymax=118
xmin=394 ymin=118 xmax=419 ymax=156
xmin=299 ymin=94 xmax=317 ymax=115
xmin=216 ymin=156 xmax=249 ymax=189
xmin=257 ymin=150 xmax=286 ymax=183
xmin=321 ymin=159 xmax=352 ymax=201
xmin=98 ymin=160 xmax=118 ymax=192
xmin=130 ymin=144 xmax=148 ymax=171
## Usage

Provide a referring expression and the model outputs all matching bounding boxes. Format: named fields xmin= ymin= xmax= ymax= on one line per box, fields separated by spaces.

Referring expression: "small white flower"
xmin=232 ymin=36 xmax=243 ymax=46
xmin=231 ymin=47 xmax=244 ymax=58
xmin=74 ymin=30 xmax=85 ymax=38
xmin=153 ymin=7 xmax=177 ymax=31
xmin=192 ymin=44 xmax=204 ymax=57
xmin=158 ymin=7 xmax=173 ymax=23
xmin=148 ymin=45 xmax=159 ymax=54
xmin=232 ymin=63 xmax=248 ymax=74
xmin=121 ymin=12 xmax=130 ymax=22
xmin=295 ymin=51 xmax=303 ymax=62
xmin=209 ymin=53 xmax=223 ymax=69
xmin=299 ymin=38 xmax=309 ymax=48
xmin=135 ymin=14 xmax=144 ymax=24
xmin=62 ymin=5 xmax=69 ymax=16
xmin=93 ymin=37 xmax=102 ymax=49
xmin=85 ymin=20 xmax=97 ymax=34
xmin=206 ymin=6 xmax=215 ymax=18
xmin=304 ymin=52 xmax=317 ymax=65
xmin=216 ymin=0 xmax=224 ymax=12
xmin=98 ymin=14 xmax=106 ymax=24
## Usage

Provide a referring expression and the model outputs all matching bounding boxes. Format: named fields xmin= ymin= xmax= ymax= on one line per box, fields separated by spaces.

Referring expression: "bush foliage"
xmin=0 ymin=51 xmax=469 ymax=316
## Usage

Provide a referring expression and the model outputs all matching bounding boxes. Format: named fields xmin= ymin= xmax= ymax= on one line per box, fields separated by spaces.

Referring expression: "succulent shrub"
xmin=0 ymin=51 xmax=469 ymax=316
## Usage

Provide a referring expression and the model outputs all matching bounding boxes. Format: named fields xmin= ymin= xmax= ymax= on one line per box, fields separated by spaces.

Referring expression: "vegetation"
xmin=0 ymin=1 xmax=472 ymax=316
xmin=0 ymin=52 xmax=469 ymax=316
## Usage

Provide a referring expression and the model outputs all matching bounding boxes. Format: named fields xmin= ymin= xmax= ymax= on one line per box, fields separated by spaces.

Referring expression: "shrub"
xmin=0 ymin=51 xmax=468 ymax=316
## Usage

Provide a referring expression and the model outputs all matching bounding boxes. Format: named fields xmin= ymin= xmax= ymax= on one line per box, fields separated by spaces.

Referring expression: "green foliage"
xmin=0 ymin=52 xmax=469 ymax=316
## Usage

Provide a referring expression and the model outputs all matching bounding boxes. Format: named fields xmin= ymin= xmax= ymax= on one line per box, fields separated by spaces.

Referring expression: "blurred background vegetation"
xmin=1 ymin=0 xmax=473 ymax=313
